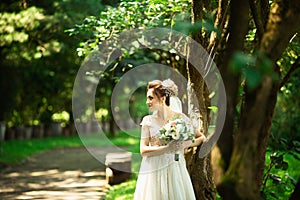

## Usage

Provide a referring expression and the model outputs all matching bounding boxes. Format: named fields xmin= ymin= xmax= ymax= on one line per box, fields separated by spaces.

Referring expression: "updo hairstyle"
xmin=147 ymin=79 xmax=178 ymax=106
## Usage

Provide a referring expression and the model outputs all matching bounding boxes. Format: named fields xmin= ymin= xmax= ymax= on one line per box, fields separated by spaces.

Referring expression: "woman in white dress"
xmin=134 ymin=79 xmax=206 ymax=200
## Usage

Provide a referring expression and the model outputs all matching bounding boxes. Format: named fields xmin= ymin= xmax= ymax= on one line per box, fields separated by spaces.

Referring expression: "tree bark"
xmin=185 ymin=2 xmax=216 ymax=199
xmin=216 ymin=0 xmax=250 ymax=173
xmin=218 ymin=0 xmax=300 ymax=199
xmin=186 ymin=63 xmax=216 ymax=200
xmin=221 ymin=76 xmax=274 ymax=199
xmin=249 ymin=0 xmax=270 ymax=42
xmin=190 ymin=0 xmax=300 ymax=199
xmin=208 ymin=0 xmax=229 ymax=51
xmin=259 ymin=0 xmax=300 ymax=61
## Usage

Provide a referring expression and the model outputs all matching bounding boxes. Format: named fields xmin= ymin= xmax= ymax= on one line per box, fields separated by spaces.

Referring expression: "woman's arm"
xmin=178 ymin=129 xmax=206 ymax=149
xmin=180 ymin=113 xmax=206 ymax=148
xmin=190 ymin=129 xmax=206 ymax=147
xmin=140 ymin=126 xmax=175 ymax=157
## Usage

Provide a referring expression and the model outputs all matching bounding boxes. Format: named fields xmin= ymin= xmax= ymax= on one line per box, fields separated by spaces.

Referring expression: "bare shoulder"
xmin=140 ymin=115 xmax=153 ymax=127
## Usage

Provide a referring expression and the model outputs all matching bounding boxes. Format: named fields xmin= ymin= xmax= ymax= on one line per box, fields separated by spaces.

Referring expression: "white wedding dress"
xmin=134 ymin=114 xmax=196 ymax=200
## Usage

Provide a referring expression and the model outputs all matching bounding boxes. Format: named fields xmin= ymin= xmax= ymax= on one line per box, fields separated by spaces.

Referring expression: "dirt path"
xmin=0 ymin=146 xmax=121 ymax=200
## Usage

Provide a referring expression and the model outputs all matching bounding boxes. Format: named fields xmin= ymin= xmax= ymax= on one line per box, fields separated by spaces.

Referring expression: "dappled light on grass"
xmin=0 ymin=147 xmax=129 ymax=200
xmin=0 ymin=130 xmax=143 ymax=199
xmin=1 ymin=169 xmax=107 ymax=200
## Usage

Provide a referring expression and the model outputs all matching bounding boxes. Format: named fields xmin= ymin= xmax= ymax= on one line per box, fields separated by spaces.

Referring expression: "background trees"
xmin=0 ymin=0 xmax=104 ymax=132
xmin=1 ymin=0 xmax=299 ymax=199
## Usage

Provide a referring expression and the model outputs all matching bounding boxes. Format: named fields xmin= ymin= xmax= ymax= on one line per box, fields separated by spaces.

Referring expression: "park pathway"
xmin=0 ymin=146 xmax=119 ymax=200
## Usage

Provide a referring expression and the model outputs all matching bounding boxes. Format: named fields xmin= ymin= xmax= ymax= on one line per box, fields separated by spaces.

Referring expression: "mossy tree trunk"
xmin=184 ymin=1 xmax=217 ymax=199
xmin=217 ymin=0 xmax=300 ymax=199
xmin=188 ymin=0 xmax=300 ymax=199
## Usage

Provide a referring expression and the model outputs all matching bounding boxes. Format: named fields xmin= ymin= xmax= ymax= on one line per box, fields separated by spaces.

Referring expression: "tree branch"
xmin=260 ymin=0 xmax=300 ymax=61
xmin=191 ymin=0 xmax=205 ymax=46
xmin=218 ymin=0 xmax=250 ymax=172
xmin=280 ymin=57 xmax=300 ymax=88
xmin=249 ymin=0 xmax=270 ymax=41
xmin=208 ymin=0 xmax=230 ymax=52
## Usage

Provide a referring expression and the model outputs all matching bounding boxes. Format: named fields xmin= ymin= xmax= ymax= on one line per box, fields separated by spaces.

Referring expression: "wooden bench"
xmin=105 ymin=152 xmax=132 ymax=185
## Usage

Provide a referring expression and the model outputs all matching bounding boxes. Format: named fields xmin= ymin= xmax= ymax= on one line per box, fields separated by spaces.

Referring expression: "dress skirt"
xmin=134 ymin=151 xmax=196 ymax=200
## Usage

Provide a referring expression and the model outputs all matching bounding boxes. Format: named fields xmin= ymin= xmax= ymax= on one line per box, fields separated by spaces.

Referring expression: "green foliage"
xmin=229 ymin=51 xmax=274 ymax=90
xmin=67 ymin=0 xmax=197 ymax=125
xmin=261 ymin=139 xmax=300 ymax=199
xmin=270 ymin=36 xmax=300 ymax=145
xmin=173 ymin=12 xmax=220 ymax=36
xmin=0 ymin=6 xmax=62 ymax=63
xmin=129 ymin=87 xmax=148 ymax=119
xmin=0 ymin=0 xmax=105 ymax=126
xmin=67 ymin=0 xmax=192 ymax=57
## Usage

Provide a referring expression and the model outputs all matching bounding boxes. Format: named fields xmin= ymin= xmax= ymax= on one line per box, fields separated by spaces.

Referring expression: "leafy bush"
xmin=261 ymin=139 xmax=300 ymax=199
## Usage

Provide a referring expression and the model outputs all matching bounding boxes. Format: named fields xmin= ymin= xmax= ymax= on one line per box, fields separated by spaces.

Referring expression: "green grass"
xmin=105 ymin=175 xmax=138 ymax=200
xmin=0 ymin=135 xmax=82 ymax=164
xmin=0 ymin=129 xmax=141 ymax=165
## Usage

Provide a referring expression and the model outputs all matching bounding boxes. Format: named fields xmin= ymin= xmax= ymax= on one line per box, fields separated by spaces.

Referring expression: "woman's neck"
xmin=157 ymin=106 xmax=173 ymax=121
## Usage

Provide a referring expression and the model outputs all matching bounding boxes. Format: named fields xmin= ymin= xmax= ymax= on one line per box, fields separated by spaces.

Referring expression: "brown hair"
xmin=147 ymin=80 xmax=171 ymax=106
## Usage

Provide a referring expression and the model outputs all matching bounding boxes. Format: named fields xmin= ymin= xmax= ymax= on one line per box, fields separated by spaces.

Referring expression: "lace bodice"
xmin=140 ymin=113 xmax=194 ymax=146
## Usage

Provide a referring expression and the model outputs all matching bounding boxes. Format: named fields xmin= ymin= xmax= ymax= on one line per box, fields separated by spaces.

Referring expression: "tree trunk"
xmin=109 ymin=116 xmax=116 ymax=137
xmin=218 ymin=1 xmax=300 ymax=199
xmin=217 ymin=0 xmax=251 ymax=171
xmin=219 ymin=76 xmax=274 ymax=199
xmin=185 ymin=1 xmax=216 ymax=199
xmin=185 ymin=63 xmax=216 ymax=199
xmin=185 ymin=67 xmax=216 ymax=200
xmin=108 ymin=97 xmax=117 ymax=136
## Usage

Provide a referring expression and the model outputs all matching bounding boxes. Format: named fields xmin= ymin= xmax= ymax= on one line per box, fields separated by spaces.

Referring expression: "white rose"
xmin=172 ymin=130 xmax=180 ymax=140
xmin=176 ymin=124 xmax=184 ymax=132
xmin=165 ymin=123 xmax=171 ymax=130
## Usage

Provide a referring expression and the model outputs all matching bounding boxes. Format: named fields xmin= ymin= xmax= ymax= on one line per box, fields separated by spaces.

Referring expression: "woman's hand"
xmin=190 ymin=135 xmax=206 ymax=147
xmin=166 ymin=140 xmax=178 ymax=153
xmin=166 ymin=140 xmax=193 ymax=152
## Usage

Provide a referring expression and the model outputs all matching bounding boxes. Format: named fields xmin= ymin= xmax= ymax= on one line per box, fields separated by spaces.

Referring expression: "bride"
xmin=134 ymin=79 xmax=206 ymax=200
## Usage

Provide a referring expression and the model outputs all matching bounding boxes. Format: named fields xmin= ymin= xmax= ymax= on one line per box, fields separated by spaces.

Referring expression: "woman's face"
xmin=146 ymin=88 xmax=163 ymax=112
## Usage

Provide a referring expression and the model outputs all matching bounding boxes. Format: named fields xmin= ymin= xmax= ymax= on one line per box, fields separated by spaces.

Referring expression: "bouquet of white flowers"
xmin=159 ymin=116 xmax=194 ymax=161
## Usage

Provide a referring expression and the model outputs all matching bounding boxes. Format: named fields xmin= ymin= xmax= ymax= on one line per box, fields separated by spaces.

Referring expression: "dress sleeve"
xmin=181 ymin=113 xmax=195 ymax=134
xmin=140 ymin=115 xmax=151 ymax=127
